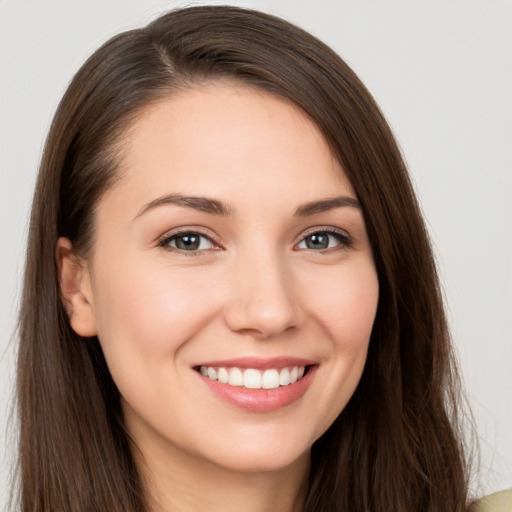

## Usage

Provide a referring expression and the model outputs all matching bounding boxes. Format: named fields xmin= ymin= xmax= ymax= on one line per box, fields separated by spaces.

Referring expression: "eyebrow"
xmin=134 ymin=193 xmax=361 ymax=220
xmin=294 ymin=196 xmax=361 ymax=216
xmin=134 ymin=193 xmax=233 ymax=219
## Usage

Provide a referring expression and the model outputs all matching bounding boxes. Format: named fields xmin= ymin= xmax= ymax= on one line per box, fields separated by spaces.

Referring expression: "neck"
xmin=133 ymin=435 xmax=310 ymax=512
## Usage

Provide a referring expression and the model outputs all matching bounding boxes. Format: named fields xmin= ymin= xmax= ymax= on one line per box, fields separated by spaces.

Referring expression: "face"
xmin=66 ymin=83 xmax=379 ymax=475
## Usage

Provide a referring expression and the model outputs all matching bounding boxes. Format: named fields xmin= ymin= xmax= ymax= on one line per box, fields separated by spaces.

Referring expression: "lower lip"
xmin=197 ymin=366 xmax=317 ymax=413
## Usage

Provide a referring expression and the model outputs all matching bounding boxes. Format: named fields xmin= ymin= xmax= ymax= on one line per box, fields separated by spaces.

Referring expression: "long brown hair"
xmin=16 ymin=5 xmax=471 ymax=511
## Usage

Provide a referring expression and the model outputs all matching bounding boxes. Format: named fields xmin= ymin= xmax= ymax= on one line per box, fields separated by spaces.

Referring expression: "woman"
xmin=16 ymin=5 xmax=480 ymax=511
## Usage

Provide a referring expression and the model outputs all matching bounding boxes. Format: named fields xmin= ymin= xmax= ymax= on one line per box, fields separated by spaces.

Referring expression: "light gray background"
xmin=1 ymin=0 xmax=511 ymax=506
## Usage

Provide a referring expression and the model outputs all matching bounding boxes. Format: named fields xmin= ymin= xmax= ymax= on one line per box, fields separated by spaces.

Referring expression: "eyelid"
xmin=156 ymin=226 xmax=223 ymax=251
xmin=294 ymin=226 xmax=353 ymax=250
xmin=155 ymin=225 xmax=353 ymax=253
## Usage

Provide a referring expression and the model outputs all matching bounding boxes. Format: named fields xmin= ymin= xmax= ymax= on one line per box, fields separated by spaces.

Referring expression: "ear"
xmin=56 ymin=237 xmax=98 ymax=337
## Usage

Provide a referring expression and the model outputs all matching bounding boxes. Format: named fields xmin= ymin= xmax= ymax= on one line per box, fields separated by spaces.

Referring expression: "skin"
xmin=58 ymin=83 xmax=379 ymax=512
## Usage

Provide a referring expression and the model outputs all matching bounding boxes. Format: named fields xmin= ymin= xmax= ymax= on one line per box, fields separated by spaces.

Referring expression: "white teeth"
xmin=217 ymin=367 xmax=229 ymax=383
xmin=244 ymin=369 xmax=261 ymax=389
xmin=261 ymin=369 xmax=280 ymax=389
xmin=279 ymin=368 xmax=290 ymax=386
xmin=199 ymin=365 xmax=307 ymax=389
xmin=228 ymin=367 xmax=244 ymax=386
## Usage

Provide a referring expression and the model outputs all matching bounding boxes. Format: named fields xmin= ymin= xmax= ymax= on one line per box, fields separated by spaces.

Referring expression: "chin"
xmin=198 ymin=429 xmax=312 ymax=474
xmin=210 ymin=448 xmax=309 ymax=475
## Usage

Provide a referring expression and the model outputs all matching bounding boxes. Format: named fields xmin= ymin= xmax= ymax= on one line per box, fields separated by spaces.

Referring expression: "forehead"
xmin=102 ymin=82 xmax=355 ymax=215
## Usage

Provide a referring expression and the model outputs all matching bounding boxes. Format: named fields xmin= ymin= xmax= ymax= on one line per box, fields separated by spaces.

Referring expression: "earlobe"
xmin=56 ymin=237 xmax=98 ymax=337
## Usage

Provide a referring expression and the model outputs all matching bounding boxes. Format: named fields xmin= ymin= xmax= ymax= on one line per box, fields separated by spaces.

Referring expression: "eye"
xmin=159 ymin=231 xmax=216 ymax=252
xmin=296 ymin=229 xmax=351 ymax=251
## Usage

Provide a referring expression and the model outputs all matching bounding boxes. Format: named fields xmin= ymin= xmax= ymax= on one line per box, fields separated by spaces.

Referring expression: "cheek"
xmin=89 ymin=259 xmax=230 ymax=432
xmin=301 ymin=258 xmax=378 ymax=429
xmin=90 ymin=259 xmax=223 ymax=379
xmin=307 ymin=258 xmax=379 ymax=348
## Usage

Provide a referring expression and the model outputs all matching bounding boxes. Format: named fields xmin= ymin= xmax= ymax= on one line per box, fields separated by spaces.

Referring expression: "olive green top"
xmin=471 ymin=490 xmax=512 ymax=512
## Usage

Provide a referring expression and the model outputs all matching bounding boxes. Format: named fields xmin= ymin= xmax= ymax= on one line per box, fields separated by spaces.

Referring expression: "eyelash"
xmin=157 ymin=229 xmax=221 ymax=255
xmin=157 ymin=227 xmax=353 ymax=254
xmin=295 ymin=227 xmax=353 ymax=252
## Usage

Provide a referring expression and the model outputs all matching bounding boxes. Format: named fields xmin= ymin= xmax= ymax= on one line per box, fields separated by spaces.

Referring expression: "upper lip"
xmin=193 ymin=356 xmax=316 ymax=370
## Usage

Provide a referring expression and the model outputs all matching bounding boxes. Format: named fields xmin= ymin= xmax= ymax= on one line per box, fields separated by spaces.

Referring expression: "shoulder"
xmin=469 ymin=490 xmax=512 ymax=512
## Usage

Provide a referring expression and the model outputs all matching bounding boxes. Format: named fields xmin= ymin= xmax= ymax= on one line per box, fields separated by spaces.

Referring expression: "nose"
xmin=223 ymin=251 xmax=301 ymax=339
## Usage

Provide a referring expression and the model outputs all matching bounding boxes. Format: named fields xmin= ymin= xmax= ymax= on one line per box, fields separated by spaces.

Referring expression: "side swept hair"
xmin=16 ymin=6 xmax=471 ymax=511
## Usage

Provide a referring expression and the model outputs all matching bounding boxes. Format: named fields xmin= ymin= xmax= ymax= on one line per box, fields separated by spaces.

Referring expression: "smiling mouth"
xmin=194 ymin=359 xmax=317 ymax=412
xmin=196 ymin=365 xmax=309 ymax=390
